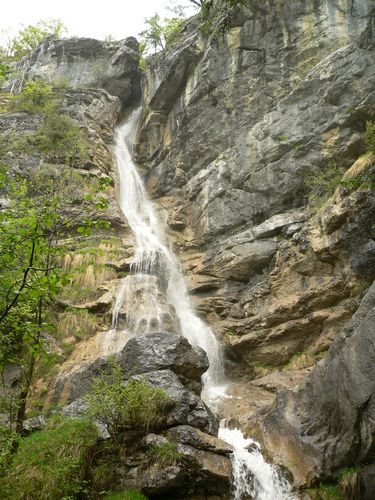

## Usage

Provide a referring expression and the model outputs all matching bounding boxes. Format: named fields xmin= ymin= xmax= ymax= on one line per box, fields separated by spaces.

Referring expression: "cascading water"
xmin=219 ymin=425 xmax=295 ymax=500
xmin=112 ymin=108 xmax=225 ymax=400
xmin=111 ymin=108 xmax=295 ymax=499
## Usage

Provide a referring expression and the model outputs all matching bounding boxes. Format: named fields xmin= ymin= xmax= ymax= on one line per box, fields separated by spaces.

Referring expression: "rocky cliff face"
xmin=6 ymin=35 xmax=141 ymax=103
xmin=3 ymin=0 xmax=375 ymax=496
xmin=135 ymin=0 xmax=375 ymax=489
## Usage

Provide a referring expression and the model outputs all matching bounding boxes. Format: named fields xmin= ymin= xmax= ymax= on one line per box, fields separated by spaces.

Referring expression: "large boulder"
xmin=120 ymin=427 xmax=232 ymax=498
xmin=134 ymin=370 xmax=218 ymax=436
xmin=116 ymin=331 xmax=209 ymax=392
xmin=48 ymin=331 xmax=210 ymax=404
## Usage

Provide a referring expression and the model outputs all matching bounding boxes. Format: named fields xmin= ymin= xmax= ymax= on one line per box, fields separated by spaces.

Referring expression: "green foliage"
xmin=33 ymin=112 xmax=87 ymax=164
xmin=139 ymin=8 xmax=185 ymax=53
xmin=0 ymin=159 xmax=110 ymax=434
xmin=304 ymin=165 xmax=346 ymax=207
xmin=0 ymin=424 xmax=20 ymax=474
xmin=57 ymin=308 xmax=98 ymax=341
xmin=366 ymin=120 xmax=375 ymax=154
xmin=104 ymin=491 xmax=148 ymax=500
xmin=193 ymin=0 xmax=247 ymax=34
xmin=7 ymin=80 xmax=87 ymax=164
xmin=315 ymin=483 xmax=344 ymax=499
xmin=0 ymin=169 xmax=67 ymax=367
xmin=9 ymin=19 xmax=67 ymax=60
xmin=0 ymin=416 xmax=97 ymax=500
xmin=337 ymin=467 xmax=360 ymax=499
xmin=252 ymin=362 xmax=274 ymax=378
xmin=283 ymin=351 xmax=316 ymax=371
xmin=144 ymin=442 xmax=183 ymax=467
xmin=9 ymin=79 xmax=53 ymax=113
xmin=85 ymin=361 xmax=175 ymax=440
xmin=0 ymin=61 xmax=10 ymax=86
xmin=9 ymin=80 xmax=87 ymax=162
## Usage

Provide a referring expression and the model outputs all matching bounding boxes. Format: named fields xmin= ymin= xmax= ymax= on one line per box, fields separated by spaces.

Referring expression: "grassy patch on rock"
xmin=0 ymin=416 xmax=97 ymax=500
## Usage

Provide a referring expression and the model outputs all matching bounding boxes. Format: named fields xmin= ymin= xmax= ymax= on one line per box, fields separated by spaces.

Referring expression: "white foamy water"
xmin=112 ymin=108 xmax=225 ymax=401
xmin=219 ymin=425 xmax=296 ymax=500
xmin=111 ymin=108 xmax=295 ymax=498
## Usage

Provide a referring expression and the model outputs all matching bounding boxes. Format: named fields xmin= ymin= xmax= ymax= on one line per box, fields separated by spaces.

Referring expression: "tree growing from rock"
xmin=139 ymin=6 xmax=186 ymax=54
xmin=1 ymin=19 xmax=66 ymax=61
xmin=187 ymin=0 xmax=247 ymax=32
xmin=0 ymin=80 xmax=109 ymax=438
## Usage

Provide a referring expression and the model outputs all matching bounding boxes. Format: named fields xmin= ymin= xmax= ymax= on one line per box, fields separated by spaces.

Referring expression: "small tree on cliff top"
xmin=1 ymin=19 xmax=66 ymax=61
xmin=139 ymin=6 xmax=186 ymax=53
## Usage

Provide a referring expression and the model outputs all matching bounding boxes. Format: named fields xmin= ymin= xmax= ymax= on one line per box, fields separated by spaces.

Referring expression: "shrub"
xmin=104 ymin=491 xmax=148 ymax=500
xmin=283 ymin=352 xmax=316 ymax=371
xmin=144 ymin=442 xmax=183 ymax=468
xmin=0 ymin=416 xmax=97 ymax=499
xmin=84 ymin=361 xmax=175 ymax=440
xmin=57 ymin=308 xmax=98 ymax=341
xmin=32 ymin=111 xmax=87 ymax=164
xmin=366 ymin=120 xmax=375 ymax=154
xmin=338 ymin=467 xmax=360 ymax=499
xmin=0 ymin=424 xmax=20 ymax=474
xmin=9 ymin=80 xmax=53 ymax=113
xmin=316 ymin=482 xmax=344 ymax=499
xmin=304 ymin=165 xmax=345 ymax=207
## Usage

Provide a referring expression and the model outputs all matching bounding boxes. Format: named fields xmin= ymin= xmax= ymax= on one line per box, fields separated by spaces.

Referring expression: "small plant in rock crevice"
xmin=304 ymin=164 xmax=346 ymax=207
xmin=366 ymin=120 xmax=375 ymax=154
xmin=144 ymin=441 xmax=183 ymax=468
xmin=283 ymin=351 xmax=316 ymax=371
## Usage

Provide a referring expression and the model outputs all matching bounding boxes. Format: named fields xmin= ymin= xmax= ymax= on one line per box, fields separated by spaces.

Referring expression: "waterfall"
xmin=112 ymin=108 xmax=225 ymax=401
xmin=112 ymin=108 xmax=295 ymax=499
xmin=218 ymin=425 xmax=295 ymax=500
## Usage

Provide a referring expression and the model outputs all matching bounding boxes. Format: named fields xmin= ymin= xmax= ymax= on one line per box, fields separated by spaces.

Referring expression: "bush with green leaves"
xmin=85 ymin=361 xmax=175 ymax=440
xmin=0 ymin=416 xmax=97 ymax=500
xmin=9 ymin=79 xmax=53 ymax=112
xmin=0 ymin=161 xmax=110 ymax=433
xmin=7 ymin=80 xmax=87 ymax=164
xmin=144 ymin=442 xmax=183 ymax=468
xmin=104 ymin=491 xmax=148 ymax=500
xmin=0 ymin=424 xmax=19 ymax=474
xmin=366 ymin=120 xmax=375 ymax=154
xmin=7 ymin=19 xmax=66 ymax=61
xmin=33 ymin=111 xmax=87 ymax=164
xmin=139 ymin=7 xmax=185 ymax=54
xmin=304 ymin=165 xmax=345 ymax=207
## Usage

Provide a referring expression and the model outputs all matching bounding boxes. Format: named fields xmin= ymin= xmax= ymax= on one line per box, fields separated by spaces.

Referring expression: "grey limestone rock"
xmin=262 ymin=280 xmax=375 ymax=485
xmin=6 ymin=36 xmax=141 ymax=104
xmin=116 ymin=331 xmax=209 ymax=391
xmin=166 ymin=425 xmax=233 ymax=455
xmin=133 ymin=369 xmax=218 ymax=436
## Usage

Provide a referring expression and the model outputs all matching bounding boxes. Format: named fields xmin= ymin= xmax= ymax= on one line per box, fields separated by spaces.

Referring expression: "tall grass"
xmin=0 ymin=416 xmax=97 ymax=500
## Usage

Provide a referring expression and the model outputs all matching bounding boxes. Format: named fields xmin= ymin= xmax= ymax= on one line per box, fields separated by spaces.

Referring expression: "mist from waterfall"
xmin=111 ymin=108 xmax=295 ymax=499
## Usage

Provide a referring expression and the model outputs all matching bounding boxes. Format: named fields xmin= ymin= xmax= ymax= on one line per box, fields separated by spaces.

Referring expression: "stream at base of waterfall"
xmin=110 ymin=108 xmax=296 ymax=500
